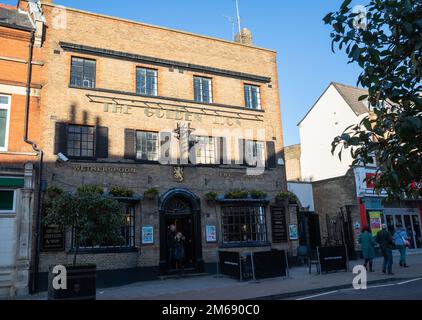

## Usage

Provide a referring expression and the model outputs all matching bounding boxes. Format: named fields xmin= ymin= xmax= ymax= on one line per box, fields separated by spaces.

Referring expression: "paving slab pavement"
xmin=95 ymin=252 xmax=422 ymax=300
xmin=17 ymin=250 xmax=422 ymax=300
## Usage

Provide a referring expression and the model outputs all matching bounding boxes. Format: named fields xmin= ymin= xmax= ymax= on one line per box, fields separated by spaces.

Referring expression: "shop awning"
xmin=0 ymin=177 xmax=24 ymax=188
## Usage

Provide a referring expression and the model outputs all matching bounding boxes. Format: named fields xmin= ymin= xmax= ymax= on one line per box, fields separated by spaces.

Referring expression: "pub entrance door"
xmin=159 ymin=188 xmax=204 ymax=275
xmin=165 ymin=214 xmax=196 ymax=271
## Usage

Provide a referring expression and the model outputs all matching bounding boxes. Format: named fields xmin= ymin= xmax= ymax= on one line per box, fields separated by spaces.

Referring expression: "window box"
xmin=144 ymin=188 xmax=159 ymax=200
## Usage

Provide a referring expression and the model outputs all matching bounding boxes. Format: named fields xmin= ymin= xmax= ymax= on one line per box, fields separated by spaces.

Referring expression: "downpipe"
xmin=23 ymin=30 xmax=44 ymax=294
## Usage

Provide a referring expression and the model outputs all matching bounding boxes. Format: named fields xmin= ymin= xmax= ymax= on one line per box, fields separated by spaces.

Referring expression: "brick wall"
xmin=39 ymin=4 xmax=284 ymax=163
xmin=312 ymin=169 xmax=357 ymax=241
xmin=0 ymin=24 xmax=42 ymax=165
xmin=285 ymin=144 xmax=301 ymax=181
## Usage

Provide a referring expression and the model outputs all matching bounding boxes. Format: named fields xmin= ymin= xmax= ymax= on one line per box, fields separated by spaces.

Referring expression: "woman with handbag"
xmin=393 ymin=225 xmax=410 ymax=268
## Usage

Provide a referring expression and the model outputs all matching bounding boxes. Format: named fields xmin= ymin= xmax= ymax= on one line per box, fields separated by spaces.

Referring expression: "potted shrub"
xmin=204 ymin=191 xmax=218 ymax=205
xmin=225 ymin=189 xmax=249 ymax=200
xmin=110 ymin=186 xmax=134 ymax=198
xmin=43 ymin=186 xmax=124 ymax=300
xmin=275 ymin=191 xmax=298 ymax=206
xmin=250 ymin=190 xmax=268 ymax=199
xmin=76 ymin=184 xmax=104 ymax=195
xmin=144 ymin=188 xmax=159 ymax=200
xmin=46 ymin=186 xmax=64 ymax=199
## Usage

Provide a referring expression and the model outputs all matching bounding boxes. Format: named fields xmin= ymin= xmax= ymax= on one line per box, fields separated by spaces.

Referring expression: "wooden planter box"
xmin=144 ymin=193 xmax=158 ymax=201
xmin=48 ymin=264 xmax=96 ymax=300
xmin=275 ymin=198 xmax=289 ymax=207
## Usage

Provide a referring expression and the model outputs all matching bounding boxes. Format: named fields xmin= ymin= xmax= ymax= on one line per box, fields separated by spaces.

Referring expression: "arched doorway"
xmin=159 ymin=188 xmax=203 ymax=275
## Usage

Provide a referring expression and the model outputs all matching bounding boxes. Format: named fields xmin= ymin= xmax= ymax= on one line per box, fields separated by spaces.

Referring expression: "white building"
xmin=287 ymin=182 xmax=314 ymax=212
xmin=297 ymin=82 xmax=422 ymax=251
xmin=298 ymin=82 xmax=368 ymax=182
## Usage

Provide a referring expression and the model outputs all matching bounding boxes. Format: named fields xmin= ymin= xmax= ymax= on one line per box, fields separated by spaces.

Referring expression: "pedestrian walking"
xmin=376 ymin=224 xmax=394 ymax=275
xmin=394 ymin=224 xmax=410 ymax=268
xmin=359 ymin=227 xmax=376 ymax=272
xmin=174 ymin=232 xmax=186 ymax=276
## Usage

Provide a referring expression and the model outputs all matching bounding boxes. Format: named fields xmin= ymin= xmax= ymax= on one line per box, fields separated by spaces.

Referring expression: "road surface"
xmin=289 ymin=278 xmax=422 ymax=300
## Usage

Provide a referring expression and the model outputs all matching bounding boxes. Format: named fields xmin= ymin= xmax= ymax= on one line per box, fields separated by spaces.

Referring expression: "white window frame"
xmin=194 ymin=76 xmax=213 ymax=104
xmin=136 ymin=130 xmax=159 ymax=162
xmin=137 ymin=68 xmax=158 ymax=97
xmin=0 ymin=95 xmax=11 ymax=152
xmin=0 ymin=189 xmax=16 ymax=214
xmin=245 ymin=140 xmax=265 ymax=167
xmin=195 ymin=136 xmax=217 ymax=165
xmin=244 ymin=85 xmax=262 ymax=110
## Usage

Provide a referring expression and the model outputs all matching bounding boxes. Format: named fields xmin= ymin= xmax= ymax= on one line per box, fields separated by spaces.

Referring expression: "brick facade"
xmin=284 ymin=144 xmax=301 ymax=181
xmin=0 ymin=2 xmax=42 ymax=297
xmin=312 ymin=169 xmax=360 ymax=251
xmin=33 ymin=1 xmax=289 ymax=286
xmin=0 ymin=25 xmax=42 ymax=164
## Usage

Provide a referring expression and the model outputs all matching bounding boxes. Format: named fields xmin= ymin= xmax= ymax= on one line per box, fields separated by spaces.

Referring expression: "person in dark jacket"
xmin=359 ymin=227 xmax=376 ymax=272
xmin=167 ymin=224 xmax=177 ymax=269
xmin=174 ymin=232 xmax=186 ymax=276
xmin=376 ymin=224 xmax=394 ymax=275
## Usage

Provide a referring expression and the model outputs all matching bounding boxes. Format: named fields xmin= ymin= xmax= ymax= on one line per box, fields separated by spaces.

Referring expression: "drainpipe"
xmin=23 ymin=29 xmax=44 ymax=294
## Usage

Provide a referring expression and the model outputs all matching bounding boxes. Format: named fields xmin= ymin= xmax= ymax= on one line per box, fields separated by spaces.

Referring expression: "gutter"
xmin=22 ymin=29 xmax=44 ymax=294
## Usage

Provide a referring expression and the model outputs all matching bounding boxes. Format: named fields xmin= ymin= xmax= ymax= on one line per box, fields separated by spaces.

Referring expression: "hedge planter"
xmin=275 ymin=198 xmax=289 ymax=207
xmin=144 ymin=188 xmax=159 ymax=201
xmin=48 ymin=264 xmax=96 ymax=300
xmin=144 ymin=193 xmax=158 ymax=201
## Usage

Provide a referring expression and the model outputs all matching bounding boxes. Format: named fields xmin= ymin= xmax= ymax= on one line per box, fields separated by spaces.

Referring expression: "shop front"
xmin=363 ymin=197 xmax=422 ymax=249
xmin=382 ymin=208 xmax=422 ymax=249
xmin=36 ymin=162 xmax=290 ymax=290
xmin=354 ymin=167 xmax=422 ymax=252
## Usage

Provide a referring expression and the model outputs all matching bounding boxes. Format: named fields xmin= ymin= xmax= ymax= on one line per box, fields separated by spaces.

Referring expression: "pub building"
xmin=33 ymin=1 xmax=292 ymax=289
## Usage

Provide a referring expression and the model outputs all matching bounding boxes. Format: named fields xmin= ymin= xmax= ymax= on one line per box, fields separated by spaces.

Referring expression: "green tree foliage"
xmin=43 ymin=188 xmax=124 ymax=266
xmin=324 ymin=0 xmax=422 ymax=198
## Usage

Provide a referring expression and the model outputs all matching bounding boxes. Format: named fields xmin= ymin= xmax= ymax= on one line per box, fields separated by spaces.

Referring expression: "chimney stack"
xmin=235 ymin=28 xmax=253 ymax=45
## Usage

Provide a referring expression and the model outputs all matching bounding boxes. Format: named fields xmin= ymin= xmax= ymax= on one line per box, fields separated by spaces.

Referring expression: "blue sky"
xmin=4 ymin=0 xmax=364 ymax=146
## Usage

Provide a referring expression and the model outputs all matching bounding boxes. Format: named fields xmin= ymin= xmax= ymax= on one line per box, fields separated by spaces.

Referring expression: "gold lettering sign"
xmin=144 ymin=108 xmax=241 ymax=127
xmin=103 ymin=102 xmax=242 ymax=127
xmin=73 ymin=165 xmax=137 ymax=174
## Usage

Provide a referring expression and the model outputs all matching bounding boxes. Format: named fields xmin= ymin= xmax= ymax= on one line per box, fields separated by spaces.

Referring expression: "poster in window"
xmin=142 ymin=226 xmax=154 ymax=245
xmin=369 ymin=211 xmax=382 ymax=236
xmin=289 ymin=224 xmax=299 ymax=240
xmin=206 ymin=225 xmax=217 ymax=243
